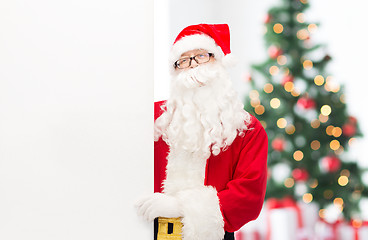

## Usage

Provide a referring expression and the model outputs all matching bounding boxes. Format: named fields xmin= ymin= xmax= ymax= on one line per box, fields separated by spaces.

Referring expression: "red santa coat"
xmin=154 ymin=100 xmax=268 ymax=232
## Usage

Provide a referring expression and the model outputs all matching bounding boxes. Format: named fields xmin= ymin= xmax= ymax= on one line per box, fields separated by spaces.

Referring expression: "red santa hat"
xmin=169 ymin=23 xmax=237 ymax=68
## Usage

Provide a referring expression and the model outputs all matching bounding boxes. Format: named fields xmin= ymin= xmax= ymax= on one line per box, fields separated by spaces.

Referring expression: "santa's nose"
xmin=190 ymin=59 xmax=199 ymax=68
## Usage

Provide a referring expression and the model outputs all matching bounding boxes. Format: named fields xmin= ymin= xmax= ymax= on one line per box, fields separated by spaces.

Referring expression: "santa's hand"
xmin=135 ymin=193 xmax=182 ymax=221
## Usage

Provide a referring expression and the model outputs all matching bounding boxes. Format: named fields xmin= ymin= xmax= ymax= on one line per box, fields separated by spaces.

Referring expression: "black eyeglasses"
xmin=174 ymin=53 xmax=214 ymax=69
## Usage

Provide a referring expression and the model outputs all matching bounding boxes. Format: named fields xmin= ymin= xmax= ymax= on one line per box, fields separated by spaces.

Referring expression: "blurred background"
xmin=154 ymin=0 xmax=368 ymax=239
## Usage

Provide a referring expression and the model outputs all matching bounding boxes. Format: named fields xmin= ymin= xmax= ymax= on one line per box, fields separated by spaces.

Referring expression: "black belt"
xmin=154 ymin=218 xmax=234 ymax=240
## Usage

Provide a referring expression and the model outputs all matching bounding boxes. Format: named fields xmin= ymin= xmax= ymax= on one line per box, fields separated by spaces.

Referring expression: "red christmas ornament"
xmin=268 ymin=45 xmax=283 ymax=59
xmin=321 ymin=156 xmax=341 ymax=173
xmin=292 ymin=168 xmax=309 ymax=182
xmin=272 ymin=138 xmax=285 ymax=152
xmin=296 ymin=96 xmax=316 ymax=110
xmin=282 ymin=75 xmax=294 ymax=85
xmin=342 ymin=123 xmax=356 ymax=137
xmin=264 ymin=14 xmax=272 ymax=24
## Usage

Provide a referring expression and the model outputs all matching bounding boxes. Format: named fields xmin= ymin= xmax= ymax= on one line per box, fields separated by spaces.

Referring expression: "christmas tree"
xmin=244 ymin=0 xmax=367 ymax=220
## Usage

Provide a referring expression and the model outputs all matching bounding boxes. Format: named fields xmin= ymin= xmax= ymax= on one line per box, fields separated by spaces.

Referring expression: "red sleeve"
xmin=154 ymin=100 xmax=166 ymax=121
xmin=218 ymin=116 xmax=268 ymax=232
xmin=154 ymin=101 xmax=168 ymax=193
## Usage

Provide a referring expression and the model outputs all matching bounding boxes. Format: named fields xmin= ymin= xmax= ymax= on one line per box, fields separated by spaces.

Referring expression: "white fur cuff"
xmin=176 ymin=186 xmax=224 ymax=240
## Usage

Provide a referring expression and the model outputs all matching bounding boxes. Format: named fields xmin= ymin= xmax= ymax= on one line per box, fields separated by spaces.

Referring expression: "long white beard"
xmin=155 ymin=61 xmax=250 ymax=159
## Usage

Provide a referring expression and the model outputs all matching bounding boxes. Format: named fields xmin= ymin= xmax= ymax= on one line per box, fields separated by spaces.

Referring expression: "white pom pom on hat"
xmin=169 ymin=23 xmax=238 ymax=69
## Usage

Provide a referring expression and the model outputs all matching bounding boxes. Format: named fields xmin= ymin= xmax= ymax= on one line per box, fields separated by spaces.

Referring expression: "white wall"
xmin=154 ymin=0 xmax=170 ymax=102
xmin=0 ymin=1 xmax=153 ymax=239
xmin=307 ymin=0 xmax=368 ymax=168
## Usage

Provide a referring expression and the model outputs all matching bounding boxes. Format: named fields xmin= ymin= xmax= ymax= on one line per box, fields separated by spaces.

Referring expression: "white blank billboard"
xmin=0 ymin=1 xmax=153 ymax=239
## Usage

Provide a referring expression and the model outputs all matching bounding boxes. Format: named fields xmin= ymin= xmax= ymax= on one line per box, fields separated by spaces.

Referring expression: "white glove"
xmin=135 ymin=193 xmax=182 ymax=221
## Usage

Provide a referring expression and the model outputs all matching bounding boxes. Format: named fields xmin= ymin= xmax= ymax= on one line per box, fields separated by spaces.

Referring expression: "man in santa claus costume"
xmin=136 ymin=23 xmax=268 ymax=240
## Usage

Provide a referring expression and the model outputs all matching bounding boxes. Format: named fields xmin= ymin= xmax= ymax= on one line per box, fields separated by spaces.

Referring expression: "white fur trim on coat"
xmin=169 ymin=34 xmax=225 ymax=66
xmin=163 ymin=150 xmax=209 ymax=195
xmin=176 ymin=186 xmax=224 ymax=240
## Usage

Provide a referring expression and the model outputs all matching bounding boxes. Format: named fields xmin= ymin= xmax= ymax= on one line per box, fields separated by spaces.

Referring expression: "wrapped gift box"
xmin=237 ymin=198 xmax=319 ymax=240
xmin=266 ymin=197 xmax=318 ymax=240
xmin=337 ymin=221 xmax=368 ymax=240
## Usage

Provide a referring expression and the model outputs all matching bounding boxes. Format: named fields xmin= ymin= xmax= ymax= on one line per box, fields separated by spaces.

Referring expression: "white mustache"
xmin=176 ymin=64 xmax=219 ymax=89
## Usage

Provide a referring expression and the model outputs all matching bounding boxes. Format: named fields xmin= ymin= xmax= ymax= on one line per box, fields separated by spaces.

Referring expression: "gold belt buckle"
xmin=157 ymin=217 xmax=183 ymax=240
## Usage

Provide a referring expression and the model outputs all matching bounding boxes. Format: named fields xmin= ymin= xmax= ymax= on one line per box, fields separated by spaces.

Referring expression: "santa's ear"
xmin=221 ymin=53 xmax=238 ymax=68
